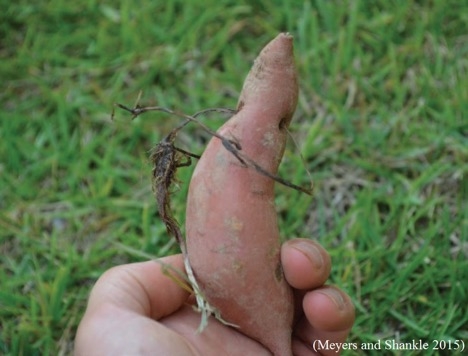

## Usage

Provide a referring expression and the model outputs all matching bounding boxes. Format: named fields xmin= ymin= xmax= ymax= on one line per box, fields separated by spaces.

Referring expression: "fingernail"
xmin=318 ymin=288 xmax=346 ymax=311
xmin=290 ymin=241 xmax=324 ymax=269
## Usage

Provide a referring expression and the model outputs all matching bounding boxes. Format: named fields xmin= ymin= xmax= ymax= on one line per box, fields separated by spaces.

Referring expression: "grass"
xmin=1 ymin=0 xmax=467 ymax=354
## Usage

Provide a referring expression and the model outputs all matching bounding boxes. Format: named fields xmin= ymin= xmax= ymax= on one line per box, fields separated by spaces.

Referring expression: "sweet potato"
xmin=185 ymin=33 xmax=298 ymax=355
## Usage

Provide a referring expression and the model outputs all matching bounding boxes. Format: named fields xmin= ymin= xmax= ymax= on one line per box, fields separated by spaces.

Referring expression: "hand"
xmin=75 ymin=238 xmax=354 ymax=355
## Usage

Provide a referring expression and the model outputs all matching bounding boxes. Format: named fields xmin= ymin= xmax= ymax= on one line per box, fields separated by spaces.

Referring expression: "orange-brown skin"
xmin=186 ymin=33 xmax=298 ymax=356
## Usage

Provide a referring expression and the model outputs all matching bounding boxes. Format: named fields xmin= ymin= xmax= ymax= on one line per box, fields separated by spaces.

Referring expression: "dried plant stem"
xmin=113 ymin=102 xmax=313 ymax=195
xmin=113 ymin=100 xmax=313 ymax=331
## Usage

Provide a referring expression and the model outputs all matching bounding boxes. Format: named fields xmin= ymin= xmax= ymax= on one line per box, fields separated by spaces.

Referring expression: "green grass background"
xmin=1 ymin=0 xmax=467 ymax=355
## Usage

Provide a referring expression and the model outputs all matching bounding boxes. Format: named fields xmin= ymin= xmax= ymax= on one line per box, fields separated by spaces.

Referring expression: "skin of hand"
xmin=74 ymin=238 xmax=355 ymax=355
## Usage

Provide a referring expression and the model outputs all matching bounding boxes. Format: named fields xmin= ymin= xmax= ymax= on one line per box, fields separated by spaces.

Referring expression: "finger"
xmin=294 ymin=286 xmax=355 ymax=355
xmin=86 ymin=254 xmax=190 ymax=320
xmin=281 ymin=238 xmax=331 ymax=290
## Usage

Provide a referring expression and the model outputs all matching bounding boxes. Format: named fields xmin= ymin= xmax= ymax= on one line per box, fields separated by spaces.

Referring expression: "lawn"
xmin=1 ymin=0 xmax=467 ymax=355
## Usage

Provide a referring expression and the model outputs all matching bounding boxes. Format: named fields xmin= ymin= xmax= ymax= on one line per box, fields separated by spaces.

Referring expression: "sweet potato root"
xmin=186 ymin=33 xmax=298 ymax=355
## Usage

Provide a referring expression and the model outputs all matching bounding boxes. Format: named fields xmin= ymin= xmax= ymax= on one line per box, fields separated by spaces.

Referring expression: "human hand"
xmin=75 ymin=238 xmax=354 ymax=355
